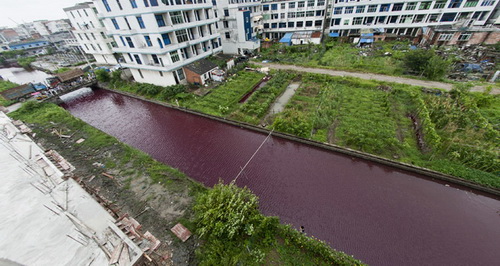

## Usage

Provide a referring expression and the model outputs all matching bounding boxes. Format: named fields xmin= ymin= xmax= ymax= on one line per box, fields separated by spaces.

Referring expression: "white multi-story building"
xmin=64 ymin=2 xmax=119 ymax=64
xmin=328 ymin=0 xmax=500 ymax=37
xmin=216 ymin=0 xmax=262 ymax=55
xmin=45 ymin=20 xmax=73 ymax=34
xmin=92 ymin=0 xmax=222 ymax=86
xmin=261 ymin=0 xmax=328 ymax=40
xmin=33 ymin=21 xmax=51 ymax=36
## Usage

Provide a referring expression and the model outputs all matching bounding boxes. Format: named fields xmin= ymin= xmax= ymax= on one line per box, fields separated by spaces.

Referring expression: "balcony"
xmin=97 ymin=3 xmax=213 ymax=19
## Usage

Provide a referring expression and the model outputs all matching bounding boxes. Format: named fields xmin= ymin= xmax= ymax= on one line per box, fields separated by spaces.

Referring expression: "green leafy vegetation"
xmin=194 ymin=181 xmax=364 ymax=265
xmin=95 ymin=69 xmax=111 ymax=82
xmin=17 ymin=56 xmax=36 ymax=69
xmin=0 ymin=80 xmax=20 ymax=106
xmin=53 ymin=67 xmax=71 ymax=74
xmin=181 ymin=71 xmax=265 ymax=116
xmin=259 ymin=41 xmax=452 ymax=80
xmin=273 ymin=73 xmax=499 ymax=188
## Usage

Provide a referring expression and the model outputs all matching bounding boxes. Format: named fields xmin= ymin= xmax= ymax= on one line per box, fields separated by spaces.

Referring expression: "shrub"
xmin=403 ymin=49 xmax=450 ymax=80
xmin=95 ymin=69 xmax=110 ymax=82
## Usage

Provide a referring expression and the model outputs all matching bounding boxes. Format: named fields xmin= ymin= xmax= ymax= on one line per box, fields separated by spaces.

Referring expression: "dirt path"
xmin=255 ymin=62 xmax=499 ymax=94
xmin=269 ymin=82 xmax=300 ymax=114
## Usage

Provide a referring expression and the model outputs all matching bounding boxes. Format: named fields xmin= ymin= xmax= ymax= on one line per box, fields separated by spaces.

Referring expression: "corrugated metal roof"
xmin=279 ymin=33 xmax=293 ymax=43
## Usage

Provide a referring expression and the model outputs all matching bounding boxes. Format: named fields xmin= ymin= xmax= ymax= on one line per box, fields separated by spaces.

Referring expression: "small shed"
xmin=55 ymin=69 xmax=85 ymax=83
xmin=183 ymin=59 xmax=218 ymax=85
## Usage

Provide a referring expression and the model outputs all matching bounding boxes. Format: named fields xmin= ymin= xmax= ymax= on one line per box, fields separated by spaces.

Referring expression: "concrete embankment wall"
xmin=98 ymin=82 xmax=500 ymax=198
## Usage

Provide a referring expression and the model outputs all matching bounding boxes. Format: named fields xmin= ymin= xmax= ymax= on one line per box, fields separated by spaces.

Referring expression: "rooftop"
xmin=184 ymin=59 xmax=218 ymax=75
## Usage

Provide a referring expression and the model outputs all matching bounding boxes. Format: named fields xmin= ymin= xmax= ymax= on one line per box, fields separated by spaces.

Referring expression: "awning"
xmin=279 ymin=33 xmax=293 ymax=43
xmin=328 ymin=33 xmax=340 ymax=37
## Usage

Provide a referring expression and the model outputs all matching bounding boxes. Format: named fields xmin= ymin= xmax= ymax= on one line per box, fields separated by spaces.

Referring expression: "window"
xmin=150 ymin=0 xmax=158 ymax=5
xmin=271 ymin=4 xmax=278 ymax=10
xmin=298 ymin=1 xmax=305 ymax=8
xmin=272 ymin=13 xmax=278 ymax=19
xmin=78 ymin=34 xmax=83 ymax=40
xmin=392 ymin=3 xmax=403 ymax=11
xmin=428 ymin=14 xmax=440 ymax=22
xmin=263 ymin=5 xmax=269 ymax=11
xmin=307 ymin=0 xmax=315 ymax=7
xmin=480 ymin=0 xmax=494 ymax=6
xmin=289 ymin=2 xmax=295 ymax=8
xmin=124 ymin=18 xmax=131 ymax=30
xmin=343 ymin=19 xmax=350 ymax=25
xmin=176 ymin=69 xmax=185 ymax=80
xmin=288 ymin=12 xmax=296 ymax=18
xmin=345 ymin=7 xmax=353 ymax=14
xmin=175 ymin=29 xmax=188 ymax=43
xmin=128 ymin=53 xmax=133 ymax=62
xmin=263 ymin=23 xmax=269 ymax=29
xmin=368 ymin=5 xmax=377 ymax=12
xmin=170 ymin=11 xmax=184 ymax=24
xmin=464 ymin=0 xmax=478 ymax=6
xmin=84 ymin=10 xmax=88 ymax=16
xmin=438 ymin=33 xmax=453 ymax=41
xmin=91 ymin=33 xmax=96 ymax=40
xmin=156 ymin=14 xmax=166 ymax=27
xmin=406 ymin=2 xmax=417 ymax=10
xmin=137 ymin=16 xmax=145 ymax=28
xmin=84 ymin=44 xmax=89 ymax=50
xmin=117 ymin=0 xmax=123 ymax=9
xmin=296 ymin=21 xmax=303 ymax=27
xmin=138 ymin=69 xmax=144 ymax=78
xmin=356 ymin=6 xmax=365 ymax=13
xmin=288 ymin=21 xmax=295 ymax=27
xmin=413 ymin=14 xmax=425 ymax=23
xmin=161 ymin=33 xmax=171 ymax=45
xmin=85 ymin=33 xmax=90 ymax=40
xmin=389 ymin=16 xmax=398 ymax=23
xmin=332 ymin=18 xmax=341 ymax=25
xmin=448 ymin=0 xmax=463 ymax=8
xmin=353 ymin=17 xmax=363 ymax=25
xmin=399 ymin=15 xmax=413 ymax=23
xmin=144 ymin=0 xmax=149 ymax=7
xmin=224 ymin=9 xmax=229 ymax=16
xmin=97 ymin=44 xmax=102 ymax=51
xmin=316 ymin=10 xmax=324 ymax=16
xmin=126 ymin=37 xmax=135 ymax=48
xmin=130 ymin=0 xmax=138 ymax=8
xmin=440 ymin=12 xmax=457 ymax=21
xmin=419 ymin=1 xmax=432 ymax=9
xmin=458 ymin=33 xmax=471 ymax=40
xmin=71 ymin=11 xmax=75 ymax=18
xmin=281 ymin=3 xmax=286 ymax=9
xmin=279 ymin=22 xmax=286 ymax=28
xmin=152 ymin=54 xmax=159 ymax=64
xmin=306 ymin=11 xmax=314 ymax=17
xmin=281 ymin=13 xmax=285 ymax=19
xmin=271 ymin=23 xmax=277 ymax=28
xmin=225 ymin=32 xmax=231 ymax=38
xmin=297 ymin=11 xmax=305 ymax=17
xmin=317 ymin=0 xmax=325 ymax=5
xmin=134 ymin=54 xmax=142 ymax=64
xmin=102 ymin=0 xmax=111 ymax=11
xmin=145 ymin=36 xmax=152 ymax=46
xmin=379 ymin=4 xmax=390 ymax=12
xmin=111 ymin=18 xmax=119 ymax=29
xmin=305 ymin=21 xmax=313 ymax=27
xmin=120 ymin=36 xmax=126 ymax=46
xmin=223 ymin=21 xmax=229 ymax=28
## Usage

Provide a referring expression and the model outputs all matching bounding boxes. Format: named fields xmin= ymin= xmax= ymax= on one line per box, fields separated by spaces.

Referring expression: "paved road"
xmin=255 ymin=62 xmax=499 ymax=94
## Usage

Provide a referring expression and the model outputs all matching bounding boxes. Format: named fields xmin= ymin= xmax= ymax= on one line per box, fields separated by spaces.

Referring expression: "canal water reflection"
xmin=61 ymin=88 xmax=500 ymax=266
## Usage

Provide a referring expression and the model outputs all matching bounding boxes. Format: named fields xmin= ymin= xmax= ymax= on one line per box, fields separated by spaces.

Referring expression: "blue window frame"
xmin=150 ymin=0 xmax=158 ymax=6
xmin=380 ymin=4 xmax=390 ymax=11
xmin=137 ymin=16 xmax=145 ymax=28
xmin=111 ymin=18 xmax=119 ymax=29
xmin=155 ymin=14 xmax=166 ymax=27
xmin=152 ymin=54 xmax=160 ymax=64
xmin=119 ymin=36 xmax=126 ymax=46
xmin=134 ymin=54 xmax=142 ymax=64
xmin=263 ymin=5 xmax=269 ymax=11
xmin=161 ymin=33 xmax=171 ymax=45
xmin=130 ymin=0 xmax=138 ymax=8
xmin=126 ymin=37 xmax=135 ymax=48
xmin=271 ymin=4 xmax=278 ymax=10
xmin=128 ymin=53 xmax=133 ymax=61
xmin=143 ymin=0 xmax=149 ymax=6
xmin=102 ymin=0 xmax=111 ymax=11
xmin=157 ymin=38 xmax=163 ymax=48
xmin=145 ymin=36 xmax=152 ymax=46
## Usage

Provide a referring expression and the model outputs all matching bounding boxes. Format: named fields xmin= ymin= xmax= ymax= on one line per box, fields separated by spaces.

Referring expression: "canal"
xmin=58 ymin=87 xmax=500 ymax=266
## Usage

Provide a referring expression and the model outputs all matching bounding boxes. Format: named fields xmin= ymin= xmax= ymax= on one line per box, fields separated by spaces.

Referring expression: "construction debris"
xmin=170 ymin=223 xmax=192 ymax=242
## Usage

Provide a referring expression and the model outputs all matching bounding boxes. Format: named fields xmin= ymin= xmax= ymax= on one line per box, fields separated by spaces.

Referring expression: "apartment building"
xmin=216 ymin=0 xmax=262 ymax=55
xmin=261 ymin=0 xmax=329 ymax=40
xmin=328 ymin=0 xmax=500 ymax=37
xmin=64 ymin=2 xmax=119 ymax=64
xmin=92 ymin=0 xmax=222 ymax=86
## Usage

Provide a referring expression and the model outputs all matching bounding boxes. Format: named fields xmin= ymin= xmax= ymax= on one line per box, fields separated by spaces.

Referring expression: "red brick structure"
xmin=419 ymin=26 xmax=500 ymax=46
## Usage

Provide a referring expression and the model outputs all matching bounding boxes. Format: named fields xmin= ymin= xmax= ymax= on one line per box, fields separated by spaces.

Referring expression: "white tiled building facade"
xmin=93 ymin=0 xmax=222 ymax=86
xmin=261 ymin=0 xmax=328 ymax=40
xmin=64 ymin=2 xmax=119 ymax=65
xmin=329 ymin=0 xmax=499 ymax=37
xmin=216 ymin=0 xmax=262 ymax=55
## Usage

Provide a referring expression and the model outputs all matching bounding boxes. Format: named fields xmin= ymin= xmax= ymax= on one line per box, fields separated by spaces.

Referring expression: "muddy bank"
xmin=23 ymin=120 xmax=201 ymax=265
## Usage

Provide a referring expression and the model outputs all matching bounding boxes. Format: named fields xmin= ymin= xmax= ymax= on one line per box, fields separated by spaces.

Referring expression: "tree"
xmin=95 ymin=69 xmax=110 ymax=82
xmin=403 ymin=49 xmax=450 ymax=80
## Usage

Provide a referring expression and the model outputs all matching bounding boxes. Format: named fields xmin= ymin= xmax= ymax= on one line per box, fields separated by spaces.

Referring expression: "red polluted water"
xmin=61 ymin=88 xmax=500 ymax=266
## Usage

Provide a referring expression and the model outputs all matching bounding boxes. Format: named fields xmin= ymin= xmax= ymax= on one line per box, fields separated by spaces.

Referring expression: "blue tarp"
xmin=360 ymin=38 xmax=374 ymax=43
xmin=33 ymin=83 xmax=47 ymax=91
xmin=360 ymin=33 xmax=374 ymax=37
xmin=279 ymin=33 xmax=293 ymax=44
xmin=329 ymin=33 xmax=340 ymax=37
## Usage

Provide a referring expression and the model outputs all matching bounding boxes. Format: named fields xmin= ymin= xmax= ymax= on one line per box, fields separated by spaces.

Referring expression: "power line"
xmin=232 ymin=129 xmax=273 ymax=184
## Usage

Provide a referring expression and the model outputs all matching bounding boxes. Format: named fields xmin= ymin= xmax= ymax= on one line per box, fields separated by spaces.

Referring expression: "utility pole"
xmin=319 ymin=0 xmax=332 ymax=44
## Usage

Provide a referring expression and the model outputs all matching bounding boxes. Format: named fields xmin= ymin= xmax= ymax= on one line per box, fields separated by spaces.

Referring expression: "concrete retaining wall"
xmin=97 ymin=82 xmax=500 ymax=198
